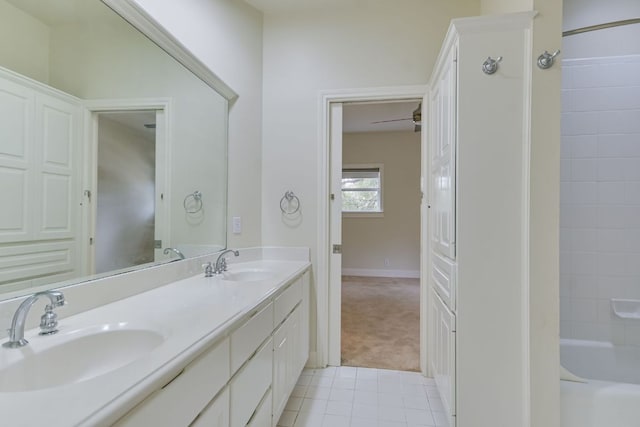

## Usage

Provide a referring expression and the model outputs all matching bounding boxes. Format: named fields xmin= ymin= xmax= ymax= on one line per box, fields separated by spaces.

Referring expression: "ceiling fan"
xmin=371 ymin=103 xmax=422 ymax=132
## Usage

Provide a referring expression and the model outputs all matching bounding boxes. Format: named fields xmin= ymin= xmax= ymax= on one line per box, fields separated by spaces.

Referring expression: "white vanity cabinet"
xmin=191 ymin=389 xmax=230 ymax=427
xmin=114 ymin=337 xmax=231 ymax=427
xmin=230 ymin=336 xmax=273 ymax=427
xmin=114 ymin=268 xmax=310 ymax=427
xmin=272 ymin=272 xmax=309 ymax=426
xmin=427 ymin=12 xmax=537 ymax=427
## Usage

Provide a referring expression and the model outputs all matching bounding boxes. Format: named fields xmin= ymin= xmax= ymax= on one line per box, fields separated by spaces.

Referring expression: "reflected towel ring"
xmin=280 ymin=191 xmax=300 ymax=215
xmin=184 ymin=190 xmax=203 ymax=214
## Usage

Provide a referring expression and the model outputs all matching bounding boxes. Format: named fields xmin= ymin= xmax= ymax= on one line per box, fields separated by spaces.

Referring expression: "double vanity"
xmin=0 ymin=248 xmax=311 ymax=427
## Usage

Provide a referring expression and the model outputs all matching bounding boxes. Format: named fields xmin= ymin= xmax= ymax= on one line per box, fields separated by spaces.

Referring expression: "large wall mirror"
xmin=0 ymin=0 xmax=229 ymax=300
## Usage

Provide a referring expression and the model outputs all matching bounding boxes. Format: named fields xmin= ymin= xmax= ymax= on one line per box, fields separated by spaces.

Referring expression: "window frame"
xmin=341 ymin=163 xmax=384 ymax=218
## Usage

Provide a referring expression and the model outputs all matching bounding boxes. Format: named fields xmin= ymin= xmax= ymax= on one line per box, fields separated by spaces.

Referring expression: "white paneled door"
xmin=429 ymin=46 xmax=457 ymax=261
xmin=328 ymin=102 xmax=343 ymax=367
xmin=0 ymin=70 xmax=81 ymax=290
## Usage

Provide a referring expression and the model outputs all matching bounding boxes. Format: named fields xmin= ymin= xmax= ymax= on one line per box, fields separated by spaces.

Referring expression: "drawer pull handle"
xmin=161 ymin=368 xmax=185 ymax=389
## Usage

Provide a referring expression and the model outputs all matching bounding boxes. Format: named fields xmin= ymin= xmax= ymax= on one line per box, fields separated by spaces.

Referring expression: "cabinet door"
xmin=247 ymin=389 xmax=272 ymax=427
xmin=0 ymin=72 xmax=82 ymax=288
xmin=0 ymin=76 xmax=33 ymax=243
xmin=432 ymin=290 xmax=456 ymax=418
xmin=190 ymin=388 xmax=229 ymax=427
xmin=429 ymin=45 xmax=457 ymax=261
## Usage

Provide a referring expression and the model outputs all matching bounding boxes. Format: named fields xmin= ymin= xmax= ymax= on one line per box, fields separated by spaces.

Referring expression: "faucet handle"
xmin=39 ymin=304 xmax=59 ymax=335
xmin=203 ymin=262 xmax=214 ymax=278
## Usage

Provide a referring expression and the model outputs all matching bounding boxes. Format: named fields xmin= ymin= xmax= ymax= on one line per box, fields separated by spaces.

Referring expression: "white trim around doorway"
xmin=316 ymin=85 xmax=428 ymax=371
xmin=81 ymin=98 xmax=172 ymax=276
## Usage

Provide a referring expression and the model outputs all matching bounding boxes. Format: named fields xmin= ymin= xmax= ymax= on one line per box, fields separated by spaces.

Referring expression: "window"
xmin=342 ymin=165 xmax=383 ymax=214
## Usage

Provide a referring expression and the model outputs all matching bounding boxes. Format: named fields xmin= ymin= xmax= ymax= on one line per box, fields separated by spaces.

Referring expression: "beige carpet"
xmin=341 ymin=275 xmax=420 ymax=372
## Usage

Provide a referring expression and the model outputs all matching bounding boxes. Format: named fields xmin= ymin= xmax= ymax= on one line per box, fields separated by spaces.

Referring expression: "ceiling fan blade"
xmin=371 ymin=117 xmax=413 ymax=124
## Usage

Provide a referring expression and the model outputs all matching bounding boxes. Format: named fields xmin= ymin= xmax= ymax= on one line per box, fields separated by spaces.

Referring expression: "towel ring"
xmin=280 ymin=191 xmax=300 ymax=215
xmin=184 ymin=190 xmax=203 ymax=214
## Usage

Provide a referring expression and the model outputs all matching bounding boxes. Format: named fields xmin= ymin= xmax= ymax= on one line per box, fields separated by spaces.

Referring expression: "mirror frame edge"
xmin=101 ymin=0 xmax=238 ymax=103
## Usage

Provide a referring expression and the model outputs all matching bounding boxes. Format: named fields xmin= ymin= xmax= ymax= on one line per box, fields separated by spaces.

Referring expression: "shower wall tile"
xmin=570 ymin=181 xmax=597 ymax=203
xmin=571 ymin=159 xmax=597 ymax=181
xmin=561 ymin=55 xmax=640 ymax=346
xmin=571 ymin=275 xmax=597 ymax=299
xmin=560 ymin=159 xmax=572 ymax=181
xmin=597 ymin=182 xmax=625 ymax=204
xmin=570 ymin=135 xmax=597 ymax=157
xmin=599 ymin=110 xmax=640 ymax=134
xmin=562 ymin=112 xmax=599 ymax=135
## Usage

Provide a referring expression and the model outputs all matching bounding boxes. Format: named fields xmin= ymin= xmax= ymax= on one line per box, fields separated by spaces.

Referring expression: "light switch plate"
xmin=232 ymin=216 xmax=241 ymax=234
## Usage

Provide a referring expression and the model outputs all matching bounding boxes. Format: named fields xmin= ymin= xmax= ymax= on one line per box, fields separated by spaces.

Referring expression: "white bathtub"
xmin=560 ymin=339 xmax=640 ymax=427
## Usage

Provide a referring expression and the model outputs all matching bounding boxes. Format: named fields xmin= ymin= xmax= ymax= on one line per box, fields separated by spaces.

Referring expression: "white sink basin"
xmin=222 ymin=269 xmax=276 ymax=282
xmin=0 ymin=328 xmax=164 ymax=392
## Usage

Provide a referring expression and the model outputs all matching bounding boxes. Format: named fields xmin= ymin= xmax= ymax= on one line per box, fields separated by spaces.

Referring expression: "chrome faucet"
xmin=214 ymin=249 xmax=239 ymax=274
xmin=164 ymin=247 xmax=185 ymax=260
xmin=3 ymin=290 xmax=66 ymax=349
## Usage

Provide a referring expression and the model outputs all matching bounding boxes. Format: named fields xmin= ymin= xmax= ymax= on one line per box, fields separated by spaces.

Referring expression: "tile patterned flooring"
xmin=277 ymin=366 xmax=449 ymax=427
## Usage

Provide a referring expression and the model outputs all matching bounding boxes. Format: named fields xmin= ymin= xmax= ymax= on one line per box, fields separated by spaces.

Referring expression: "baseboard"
xmin=305 ymin=351 xmax=321 ymax=368
xmin=341 ymin=268 xmax=420 ymax=279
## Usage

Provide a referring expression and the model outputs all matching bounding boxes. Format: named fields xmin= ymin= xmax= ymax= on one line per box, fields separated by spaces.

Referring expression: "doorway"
xmin=321 ymin=86 xmax=429 ymax=373
xmin=81 ymin=99 xmax=171 ymax=276
xmin=94 ymin=111 xmax=157 ymax=274
xmin=340 ymin=101 xmax=422 ymax=371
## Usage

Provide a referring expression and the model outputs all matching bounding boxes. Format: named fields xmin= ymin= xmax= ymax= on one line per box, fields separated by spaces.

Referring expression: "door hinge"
xmin=89 ymin=237 xmax=94 ymax=245
xmin=333 ymin=244 xmax=342 ymax=254
xmin=84 ymin=190 xmax=91 ymax=202
xmin=330 ymin=193 xmax=335 ymax=201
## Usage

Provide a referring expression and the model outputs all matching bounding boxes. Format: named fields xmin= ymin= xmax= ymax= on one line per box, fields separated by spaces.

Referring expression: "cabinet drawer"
xmin=431 ymin=252 xmax=456 ymax=310
xmin=230 ymin=337 xmax=273 ymax=427
xmin=247 ymin=389 xmax=272 ymax=427
xmin=115 ymin=338 xmax=230 ymax=427
xmin=190 ymin=387 xmax=229 ymax=427
xmin=231 ymin=301 xmax=274 ymax=374
xmin=274 ymin=277 xmax=302 ymax=327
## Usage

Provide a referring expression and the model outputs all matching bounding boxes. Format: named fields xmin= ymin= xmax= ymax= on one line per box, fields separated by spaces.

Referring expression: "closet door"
xmin=33 ymin=92 xmax=81 ymax=241
xmin=429 ymin=45 xmax=457 ymax=261
xmin=432 ymin=289 xmax=456 ymax=419
xmin=0 ymin=77 xmax=33 ymax=243
xmin=0 ymin=71 xmax=82 ymax=288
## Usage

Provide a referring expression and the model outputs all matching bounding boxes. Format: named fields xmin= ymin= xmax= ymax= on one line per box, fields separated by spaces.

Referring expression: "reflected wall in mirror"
xmin=0 ymin=0 xmax=228 ymax=299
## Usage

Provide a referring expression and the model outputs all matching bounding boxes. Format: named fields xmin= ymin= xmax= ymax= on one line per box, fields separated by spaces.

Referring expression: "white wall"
xmin=342 ymin=131 xmax=420 ymax=277
xmin=260 ymin=0 xmax=479 ymax=360
xmin=0 ymin=0 xmax=50 ymax=83
xmin=481 ymin=0 xmax=531 ymax=15
xmin=131 ymin=0 xmax=264 ymax=248
xmin=96 ymin=116 xmax=155 ymax=273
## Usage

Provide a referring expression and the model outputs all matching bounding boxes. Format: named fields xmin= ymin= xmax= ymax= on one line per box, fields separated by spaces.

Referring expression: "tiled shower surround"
xmin=560 ymin=54 xmax=640 ymax=344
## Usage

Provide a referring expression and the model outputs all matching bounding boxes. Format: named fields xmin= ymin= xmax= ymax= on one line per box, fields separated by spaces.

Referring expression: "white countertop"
xmin=0 ymin=259 xmax=310 ymax=427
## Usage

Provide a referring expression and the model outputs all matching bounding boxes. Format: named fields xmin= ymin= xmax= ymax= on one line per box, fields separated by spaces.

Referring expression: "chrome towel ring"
xmin=280 ymin=191 xmax=300 ymax=215
xmin=184 ymin=190 xmax=203 ymax=213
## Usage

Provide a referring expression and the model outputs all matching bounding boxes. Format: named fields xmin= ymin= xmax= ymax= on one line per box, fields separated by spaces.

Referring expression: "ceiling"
xmin=5 ymin=0 xmax=105 ymax=25
xmin=343 ymin=101 xmax=421 ymax=133
xmin=244 ymin=0 xmax=349 ymax=13
xmin=99 ymin=111 xmax=157 ymax=141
